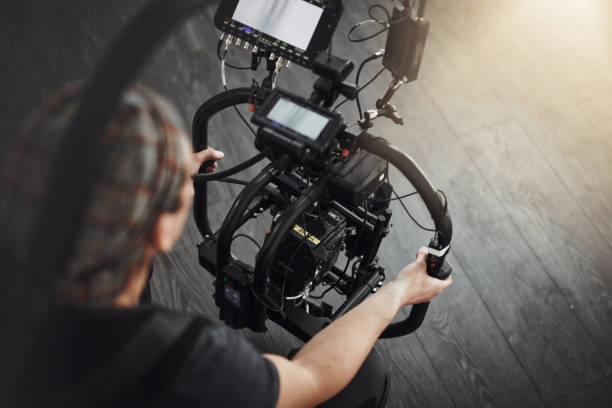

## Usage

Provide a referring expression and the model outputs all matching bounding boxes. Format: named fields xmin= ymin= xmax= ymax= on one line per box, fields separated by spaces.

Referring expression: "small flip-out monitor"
xmin=252 ymin=89 xmax=344 ymax=154
xmin=214 ymin=0 xmax=343 ymax=68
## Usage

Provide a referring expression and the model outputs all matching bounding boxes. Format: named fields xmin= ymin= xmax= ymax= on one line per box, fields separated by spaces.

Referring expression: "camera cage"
xmin=192 ymin=87 xmax=452 ymax=341
xmin=191 ymin=0 xmax=452 ymax=341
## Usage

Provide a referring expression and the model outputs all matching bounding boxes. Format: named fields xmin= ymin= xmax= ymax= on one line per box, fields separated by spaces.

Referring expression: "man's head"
xmin=3 ymin=84 xmax=196 ymax=307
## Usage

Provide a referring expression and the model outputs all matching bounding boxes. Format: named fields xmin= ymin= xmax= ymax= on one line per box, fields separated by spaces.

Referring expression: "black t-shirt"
xmin=20 ymin=306 xmax=279 ymax=408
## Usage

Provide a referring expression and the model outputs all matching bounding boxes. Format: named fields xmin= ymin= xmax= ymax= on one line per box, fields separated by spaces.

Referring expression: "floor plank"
xmin=377 ymin=336 xmax=456 ymax=408
xmin=461 ymin=121 xmax=612 ymax=366
xmin=580 ymin=93 xmax=612 ymax=150
xmin=373 ymin=197 xmax=543 ymax=407
xmin=548 ymin=375 xmax=612 ymax=408
xmin=419 ymin=17 xmax=512 ymax=136
xmin=429 ymin=0 xmax=612 ymax=250
xmin=382 ymin=81 xmax=611 ymax=400
xmin=494 ymin=0 xmax=612 ymax=102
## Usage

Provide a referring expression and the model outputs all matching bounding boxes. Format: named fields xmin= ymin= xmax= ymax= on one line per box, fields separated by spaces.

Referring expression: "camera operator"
xmin=4 ymin=84 xmax=451 ymax=408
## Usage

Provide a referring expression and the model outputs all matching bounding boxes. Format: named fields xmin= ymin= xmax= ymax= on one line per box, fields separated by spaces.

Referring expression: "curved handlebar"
xmin=192 ymin=87 xmax=258 ymax=236
xmin=358 ymin=132 xmax=452 ymax=338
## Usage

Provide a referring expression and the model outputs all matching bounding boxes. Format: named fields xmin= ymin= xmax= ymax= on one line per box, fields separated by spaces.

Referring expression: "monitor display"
xmin=266 ymin=98 xmax=330 ymax=141
xmin=232 ymin=0 xmax=324 ymax=51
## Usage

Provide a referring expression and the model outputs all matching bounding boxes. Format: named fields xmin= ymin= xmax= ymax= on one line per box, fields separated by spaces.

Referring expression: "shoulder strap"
xmin=54 ymin=311 xmax=193 ymax=408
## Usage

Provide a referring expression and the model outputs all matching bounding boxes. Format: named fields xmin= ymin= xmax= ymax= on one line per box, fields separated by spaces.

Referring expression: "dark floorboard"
xmin=462 ymin=121 xmax=612 ymax=366
xmin=548 ymin=375 xmax=612 ymax=408
xmin=2 ymin=1 xmax=612 ymax=407
xmin=430 ymin=0 xmax=612 ymax=249
xmin=383 ymin=84 xmax=611 ymax=402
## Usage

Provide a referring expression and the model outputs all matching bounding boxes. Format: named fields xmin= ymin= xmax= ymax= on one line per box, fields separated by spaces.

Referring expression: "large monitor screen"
xmin=232 ymin=0 xmax=324 ymax=51
xmin=266 ymin=98 xmax=330 ymax=141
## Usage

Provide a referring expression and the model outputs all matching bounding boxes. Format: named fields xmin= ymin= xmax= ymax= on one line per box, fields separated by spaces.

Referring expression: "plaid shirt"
xmin=2 ymin=84 xmax=189 ymax=306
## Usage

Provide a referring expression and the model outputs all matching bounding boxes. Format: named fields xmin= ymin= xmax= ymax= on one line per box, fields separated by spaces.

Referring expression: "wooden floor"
xmin=2 ymin=1 xmax=612 ymax=407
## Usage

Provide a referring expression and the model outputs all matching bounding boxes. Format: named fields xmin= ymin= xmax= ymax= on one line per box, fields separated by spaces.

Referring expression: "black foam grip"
xmin=200 ymin=159 xmax=216 ymax=171
xmin=428 ymin=260 xmax=452 ymax=280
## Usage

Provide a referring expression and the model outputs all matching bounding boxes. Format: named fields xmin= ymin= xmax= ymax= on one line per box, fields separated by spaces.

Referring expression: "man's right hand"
xmin=390 ymin=247 xmax=453 ymax=306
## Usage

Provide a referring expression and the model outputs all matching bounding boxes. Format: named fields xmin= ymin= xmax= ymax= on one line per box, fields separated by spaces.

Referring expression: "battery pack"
xmin=383 ymin=7 xmax=430 ymax=82
xmin=329 ymin=150 xmax=388 ymax=207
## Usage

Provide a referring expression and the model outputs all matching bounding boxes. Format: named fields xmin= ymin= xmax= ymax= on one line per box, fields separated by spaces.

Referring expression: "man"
xmin=4 ymin=84 xmax=451 ymax=407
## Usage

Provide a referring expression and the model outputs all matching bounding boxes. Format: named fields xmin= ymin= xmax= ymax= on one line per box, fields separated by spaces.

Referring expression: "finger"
xmin=435 ymin=275 xmax=453 ymax=290
xmin=416 ymin=247 xmax=428 ymax=263
xmin=207 ymin=162 xmax=218 ymax=172
xmin=208 ymin=148 xmax=224 ymax=160
xmin=194 ymin=148 xmax=225 ymax=166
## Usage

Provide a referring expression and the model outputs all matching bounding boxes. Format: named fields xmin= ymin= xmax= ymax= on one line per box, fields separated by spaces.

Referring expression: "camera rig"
xmin=191 ymin=0 xmax=452 ymax=341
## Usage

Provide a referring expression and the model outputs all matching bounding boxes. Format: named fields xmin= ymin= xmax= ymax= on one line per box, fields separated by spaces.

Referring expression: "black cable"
xmin=360 ymin=67 xmax=386 ymax=92
xmin=355 ymin=53 xmax=387 ymax=118
xmin=348 ymin=2 xmax=416 ymax=43
xmin=216 ymin=39 xmax=251 ymax=70
xmin=195 ymin=173 xmax=288 ymax=207
xmin=310 ymin=202 xmax=368 ymax=299
xmin=392 ymin=187 xmax=435 ymax=232
xmin=309 ymin=255 xmax=352 ymax=300
xmin=376 ymin=3 xmax=415 ymax=25
xmin=348 ymin=21 xmax=389 ymax=43
xmin=192 ymin=152 xmax=267 ymax=183
xmin=220 ymin=48 xmax=257 ymax=137
xmin=333 ymin=67 xmax=386 ymax=112
xmin=223 ymin=84 xmax=257 ymax=137
xmin=259 ymin=213 xmax=316 ymax=310
xmin=332 ymin=97 xmax=351 ymax=112
xmin=366 ymin=191 xmax=418 ymax=203
xmin=214 ymin=177 xmax=249 ymax=186
xmin=231 ymin=233 xmax=262 ymax=250
xmin=369 ymin=4 xmax=392 ymax=24
xmin=355 ymin=55 xmax=378 ymax=118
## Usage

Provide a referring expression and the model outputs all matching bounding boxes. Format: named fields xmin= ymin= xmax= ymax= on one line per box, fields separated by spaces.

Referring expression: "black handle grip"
xmin=428 ymin=259 xmax=452 ymax=280
xmin=200 ymin=159 xmax=216 ymax=172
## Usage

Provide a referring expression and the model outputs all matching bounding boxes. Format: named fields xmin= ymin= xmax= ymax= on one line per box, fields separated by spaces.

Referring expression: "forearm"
xmin=293 ymin=281 xmax=404 ymax=403
xmin=268 ymin=249 xmax=451 ymax=408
